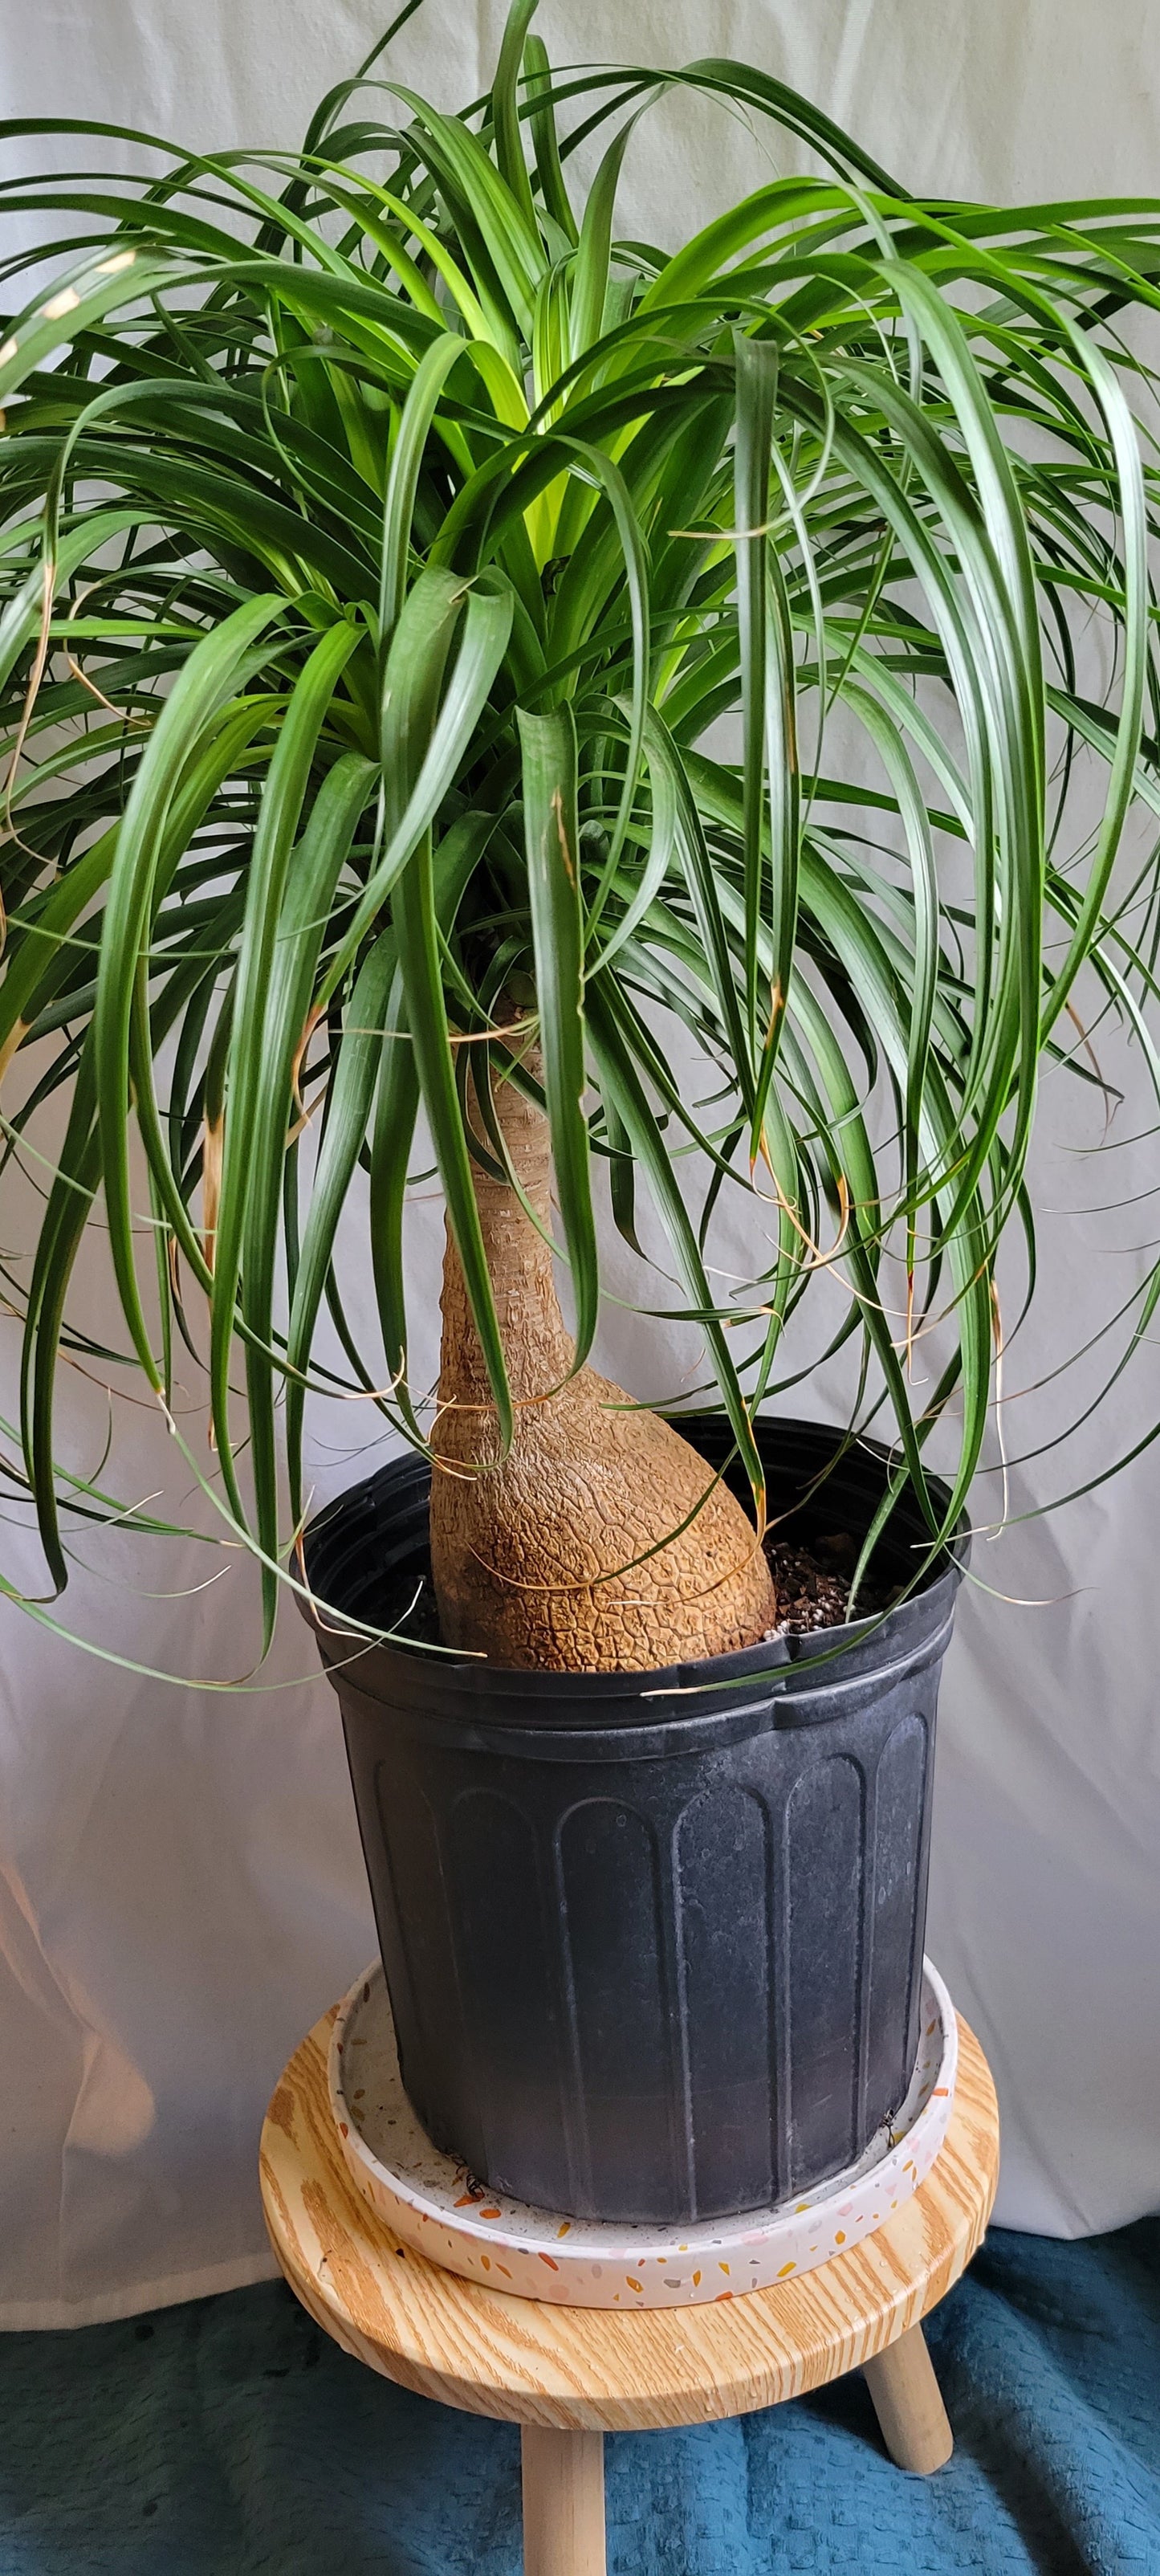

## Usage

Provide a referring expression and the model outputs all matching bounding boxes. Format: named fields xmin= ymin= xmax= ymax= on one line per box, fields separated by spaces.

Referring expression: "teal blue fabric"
xmin=2 ymin=2225 xmax=1158 ymax=2573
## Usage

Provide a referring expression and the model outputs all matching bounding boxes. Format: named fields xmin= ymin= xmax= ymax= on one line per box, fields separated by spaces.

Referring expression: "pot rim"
xmin=299 ymin=1412 xmax=970 ymax=1707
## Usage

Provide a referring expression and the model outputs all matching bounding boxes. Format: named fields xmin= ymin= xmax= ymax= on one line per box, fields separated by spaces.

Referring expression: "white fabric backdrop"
xmin=1 ymin=0 xmax=1159 ymax=2325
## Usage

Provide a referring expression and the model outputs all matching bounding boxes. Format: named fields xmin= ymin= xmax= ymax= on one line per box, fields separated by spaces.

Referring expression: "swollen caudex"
xmin=429 ymin=1055 xmax=777 ymax=1673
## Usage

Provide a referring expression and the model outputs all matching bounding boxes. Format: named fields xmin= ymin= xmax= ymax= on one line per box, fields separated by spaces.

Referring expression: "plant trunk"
xmin=429 ymin=1055 xmax=778 ymax=1671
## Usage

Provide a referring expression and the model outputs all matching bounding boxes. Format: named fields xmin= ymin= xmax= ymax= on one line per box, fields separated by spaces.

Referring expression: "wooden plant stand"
xmin=261 ymin=2006 xmax=999 ymax=2574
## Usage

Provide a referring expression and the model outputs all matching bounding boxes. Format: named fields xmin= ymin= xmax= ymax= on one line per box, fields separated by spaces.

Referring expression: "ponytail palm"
xmin=2 ymin=2 xmax=1160 ymax=1656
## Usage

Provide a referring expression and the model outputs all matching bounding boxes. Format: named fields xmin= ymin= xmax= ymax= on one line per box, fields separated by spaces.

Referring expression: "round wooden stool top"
xmin=260 ymin=2006 xmax=999 ymax=2436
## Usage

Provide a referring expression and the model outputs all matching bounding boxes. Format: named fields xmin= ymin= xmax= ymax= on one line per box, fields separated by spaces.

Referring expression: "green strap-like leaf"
xmin=379 ymin=335 xmax=473 ymax=644
xmin=393 ymin=832 xmax=514 ymax=1447
xmin=519 ymin=703 xmax=599 ymax=1367
xmin=240 ymin=752 xmax=376 ymax=1629
xmin=320 ymin=572 xmax=515 ymax=1005
xmin=525 ymin=34 xmax=577 ymax=244
xmin=490 ymin=0 xmax=540 ymax=230
xmin=585 ymin=984 xmax=767 ymax=1520
xmin=208 ymin=618 xmax=360 ymax=1556
xmin=368 ymin=808 xmax=501 ymax=1435
xmin=733 ymin=329 xmax=779 ymax=1058
xmin=286 ymin=929 xmax=399 ymax=1515
xmin=569 ymin=120 xmax=633 ymax=361
xmin=92 ymin=592 xmax=288 ymax=1392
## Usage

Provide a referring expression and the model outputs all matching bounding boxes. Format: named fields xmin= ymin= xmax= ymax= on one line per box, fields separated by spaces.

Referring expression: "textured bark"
xmin=428 ymin=1056 xmax=778 ymax=1671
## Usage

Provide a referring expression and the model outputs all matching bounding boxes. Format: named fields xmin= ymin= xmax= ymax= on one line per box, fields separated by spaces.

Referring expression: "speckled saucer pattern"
xmin=328 ymin=1957 xmax=957 ymax=2310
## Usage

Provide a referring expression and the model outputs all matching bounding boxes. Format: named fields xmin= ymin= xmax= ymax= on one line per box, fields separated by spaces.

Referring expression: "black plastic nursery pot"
xmin=303 ymin=1417 xmax=967 ymax=2228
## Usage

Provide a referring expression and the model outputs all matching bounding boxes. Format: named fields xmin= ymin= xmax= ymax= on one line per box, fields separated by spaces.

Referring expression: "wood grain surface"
xmin=260 ymin=2007 xmax=999 ymax=2435
xmin=521 ymin=2427 xmax=606 ymax=2574
xmin=862 ymin=2324 xmax=955 ymax=2473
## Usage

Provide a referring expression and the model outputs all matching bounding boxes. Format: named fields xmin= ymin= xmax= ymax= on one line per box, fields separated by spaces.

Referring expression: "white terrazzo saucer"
xmin=328 ymin=1958 xmax=957 ymax=2310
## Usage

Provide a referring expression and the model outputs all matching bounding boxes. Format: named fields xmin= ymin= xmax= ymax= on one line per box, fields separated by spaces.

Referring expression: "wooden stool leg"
xmin=863 ymin=2323 xmax=954 ymax=2472
xmin=521 ymin=2426 xmax=606 ymax=2576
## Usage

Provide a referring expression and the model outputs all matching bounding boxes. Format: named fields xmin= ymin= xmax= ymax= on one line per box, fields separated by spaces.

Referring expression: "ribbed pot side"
xmin=303 ymin=1418 xmax=967 ymax=2227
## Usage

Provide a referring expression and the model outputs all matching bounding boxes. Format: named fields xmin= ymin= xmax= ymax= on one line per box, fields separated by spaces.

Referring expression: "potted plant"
xmin=2 ymin=3 xmax=1158 ymax=2225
